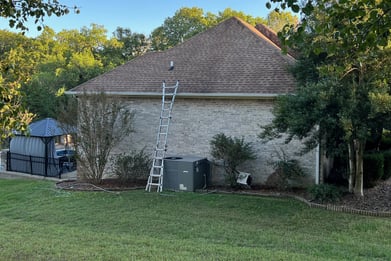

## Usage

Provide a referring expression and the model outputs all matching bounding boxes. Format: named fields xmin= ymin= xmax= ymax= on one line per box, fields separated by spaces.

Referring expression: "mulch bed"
xmin=56 ymin=178 xmax=391 ymax=216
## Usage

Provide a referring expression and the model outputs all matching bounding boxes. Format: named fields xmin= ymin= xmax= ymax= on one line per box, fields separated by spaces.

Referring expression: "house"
xmin=68 ymin=17 xmax=318 ymax=185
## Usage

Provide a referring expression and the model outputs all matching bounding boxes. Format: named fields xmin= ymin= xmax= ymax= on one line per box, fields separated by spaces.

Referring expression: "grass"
xmin=0 ymin=179 xmax=390 ymax=260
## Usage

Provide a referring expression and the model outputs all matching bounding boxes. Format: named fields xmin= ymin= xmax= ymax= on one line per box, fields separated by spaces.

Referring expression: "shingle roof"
xmin=69 ymin=17 xmax=296 ymax=97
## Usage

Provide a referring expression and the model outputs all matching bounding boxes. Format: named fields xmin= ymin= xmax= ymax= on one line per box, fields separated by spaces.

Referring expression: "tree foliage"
xmin=0 ymin=0 xmax=77 ymax=140
xmin=151 ymin=7 xmax=267 ymax=51
xmin=216 ymin=8 xmax=267 ymax=25
xmin=263 ymin=0 xmax=391 ymax=196
xmin=0 ymin=0 xmax=79 ymax=32
xmin=0 ymin=32 xmax=35 ymax=139
xmin=151 ymin=7 xmax=210 ymax=51
xmin=110 ymin=27 xmax=149 ymax=61
xmin=268 ymin=0 xmax=391 ymax=53
xmin=15 ymin=25 xmax=124 ymax=119
xmin=266 ymin=10 xmax=298 ymax=32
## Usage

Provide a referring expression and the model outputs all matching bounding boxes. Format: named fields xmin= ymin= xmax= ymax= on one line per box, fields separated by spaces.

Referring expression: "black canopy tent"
xmin=8 ymin=118 xmax=76 ymax=177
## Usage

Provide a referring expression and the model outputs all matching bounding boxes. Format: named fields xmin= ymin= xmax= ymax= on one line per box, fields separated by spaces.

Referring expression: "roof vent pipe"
xmin=169 ymin=61 xmax=174 ymax=71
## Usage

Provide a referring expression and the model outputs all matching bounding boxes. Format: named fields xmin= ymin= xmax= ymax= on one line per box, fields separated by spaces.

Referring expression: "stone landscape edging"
xmin=213 ymin=190 xmax=391 ymax=218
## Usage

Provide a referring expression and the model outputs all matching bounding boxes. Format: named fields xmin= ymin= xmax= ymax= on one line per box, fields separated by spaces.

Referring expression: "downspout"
xmin=315 ymin=125 xmax=320 ymax=184
xmin=315 ymin=143 xmax=320 ymax=184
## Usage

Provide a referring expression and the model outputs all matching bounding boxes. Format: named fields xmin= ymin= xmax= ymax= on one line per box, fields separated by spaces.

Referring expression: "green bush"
xmin=363 ymin=152 xmax=384 ymax=188
xmin=273 ymin=158 xmax=306 ymax=179
xmin=266 ymin=149 xmax=306 ymax=190
xmin=380 ymin=132 xmax=391 ymax=150
xmin=308 ymin=184 xmax=342 ymax=203
xmin=210 ymin=133 xmax=256 ymax=188
xmin=382 ymin=150 xmax=391 ymax=180
xmin=110 ymin=149 xmax=152 ymax=184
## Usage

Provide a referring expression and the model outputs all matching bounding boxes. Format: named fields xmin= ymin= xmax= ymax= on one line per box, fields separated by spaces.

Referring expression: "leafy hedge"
xmin=363 ymin=152 xmax=384 ymax=188
xmin=308 ymin=184 xmax=342 ymax=203
xmin=110 ymin=149 xmax=152 ymax=184
xmin=383 ymin=150 xmax=391 ymax=180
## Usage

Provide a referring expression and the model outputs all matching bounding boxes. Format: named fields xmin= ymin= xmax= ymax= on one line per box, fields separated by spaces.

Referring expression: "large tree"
xmin=150 ymin=7 xmax=211 ymax=51
xmin=20 ymin=25 xmax=123 ymax=119
xmin=0 ymin=0 xmax=76 ymax=139
xmin=262 ymin=0 xmax=391 ymax=196
xmin=216 ymin=8 xmax=266 ymax=25
xmin=109 ymin=27 xmax=149 ymax=62
xmin=266 ymin=10 xmax=298 ymax=32
xmin=0 ymin=31 xmax=37 ymax=138
xmin=150 ymin=7 xmax=267 ymax=51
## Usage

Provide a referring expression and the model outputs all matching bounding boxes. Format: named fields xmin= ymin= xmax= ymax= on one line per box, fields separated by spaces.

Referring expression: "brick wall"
xmin=114 ymin=97 xmax=317 ymax=186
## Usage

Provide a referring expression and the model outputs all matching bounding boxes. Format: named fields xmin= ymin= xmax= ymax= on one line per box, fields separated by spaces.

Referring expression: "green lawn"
xmin=0 ymin=179 xmax=389 ymax=261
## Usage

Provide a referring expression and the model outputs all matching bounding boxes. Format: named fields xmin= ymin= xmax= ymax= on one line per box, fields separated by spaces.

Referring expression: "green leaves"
xmin=210 ymin=133 xmax=256 ymax=187
xmin=291 ymin=4 xmax=300 ymax=13
xmin=150 ymin=7 xmax=267 ymax=51
xmin=0 ymin=0 xmax=79 ymax=32
xmin=271 ymin=0 xmax=391 ymax=57
xmin=266 ymin=10 xmax=298 ymax=32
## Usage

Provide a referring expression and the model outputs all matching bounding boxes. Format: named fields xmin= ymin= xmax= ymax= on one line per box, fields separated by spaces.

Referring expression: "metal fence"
xmin=6 ymin=152 xmax=76 ymax=179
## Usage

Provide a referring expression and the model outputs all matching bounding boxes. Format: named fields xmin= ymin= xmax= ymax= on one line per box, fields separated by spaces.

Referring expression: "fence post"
xmin=30 ymin=155 xmax=33 ymax=174
xmin=6 ymin=151 xmax=10 ymax=171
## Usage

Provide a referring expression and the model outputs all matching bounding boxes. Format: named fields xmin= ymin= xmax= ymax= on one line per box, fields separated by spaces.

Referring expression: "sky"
xmin=0 ymin=0 xmax=276 ymax=37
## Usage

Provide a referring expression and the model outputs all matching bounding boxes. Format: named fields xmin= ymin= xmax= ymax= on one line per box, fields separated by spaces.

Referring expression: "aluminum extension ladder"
xmin=145 ymin=81 xmax=179 ymax=192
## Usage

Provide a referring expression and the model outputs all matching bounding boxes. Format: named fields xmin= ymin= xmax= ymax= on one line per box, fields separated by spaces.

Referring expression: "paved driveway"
xmin=0 ymin=170 xmax=76 ymax=181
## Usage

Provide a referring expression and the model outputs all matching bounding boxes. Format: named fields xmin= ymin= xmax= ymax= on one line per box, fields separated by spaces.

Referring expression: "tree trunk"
xmin=347 ymin=141 xmax=355 ymax=193
xmin=347 ymin=139 xmax=365 ymax=197
xmin=353 ymin=139 xmax=364 ymax=197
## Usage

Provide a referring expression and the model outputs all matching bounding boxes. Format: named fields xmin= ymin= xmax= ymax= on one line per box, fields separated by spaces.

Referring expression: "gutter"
xmin=65 ymin=91 xmax=283 ymax=100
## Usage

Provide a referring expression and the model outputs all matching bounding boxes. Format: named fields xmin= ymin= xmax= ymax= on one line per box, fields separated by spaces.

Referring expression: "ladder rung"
xmin=153 ymin=165 xmax=163 ymax=168
xmin=150 ymin=174 xmax=162 ymax=177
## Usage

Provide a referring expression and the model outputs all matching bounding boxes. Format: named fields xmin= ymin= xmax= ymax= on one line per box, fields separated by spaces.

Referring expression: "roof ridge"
xmin=255 ymin=23 xmax=298 ymax=58
xmin=231 ymin=17 xmax=295 ymax=60
xmin=171 ymin=16 xmax=284 ymax=53
xmin=232 ymin=17 xmax=282 ymax=50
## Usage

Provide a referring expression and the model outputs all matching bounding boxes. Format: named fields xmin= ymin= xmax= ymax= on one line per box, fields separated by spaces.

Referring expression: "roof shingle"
xmin=69 ymin=17 xmax=296 ymax=96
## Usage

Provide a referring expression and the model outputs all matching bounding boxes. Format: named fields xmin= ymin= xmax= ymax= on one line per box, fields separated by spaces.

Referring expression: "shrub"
xmin=363 ymin=152 xmax=384 ymax=188
xmin=308 ymin=184 xmax=342 ymax=203
xmin=111 ymin=149 xmax=152 ymax=184
xmin=266 ymin=149 xmax=306 ymax=190
xmin=74 ymin=92 xmax=135 ymax=184
xmin=380 ymin=131 xmax=391 ymax=150
xmin=210 ymin=133 xmax=256 ymax=188
xmin=382 ymin=150 xmax=391 ymax=180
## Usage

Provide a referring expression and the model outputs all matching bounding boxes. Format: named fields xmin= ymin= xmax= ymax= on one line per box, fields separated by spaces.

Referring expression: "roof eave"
xmin=65 ymin=91 xmax=285 ymax=100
